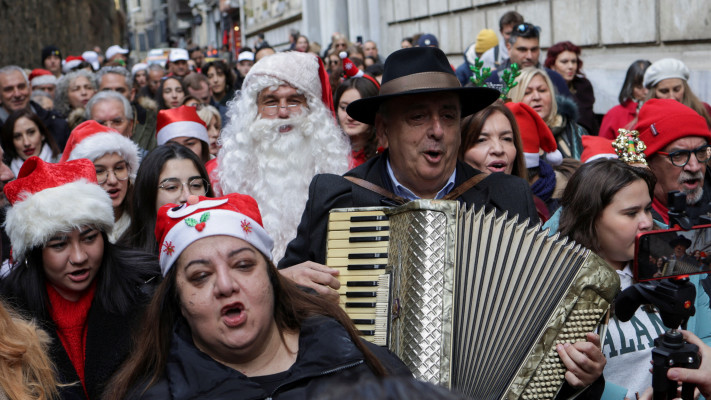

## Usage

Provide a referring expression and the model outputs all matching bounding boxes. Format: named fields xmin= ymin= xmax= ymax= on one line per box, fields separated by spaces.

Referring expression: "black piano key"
xmin=346 ymin=291 xmax=376 ymax=298
xmin=352 ymin=318 xmax=375 ymax=324
xmin=345 ymin=302 xmax=376 ymax=308
xmin=349 ymin=253 xmax=388 ymax=259
xmin=350 ymin=215 xmax=388 ymax=222
xmin=350 ymin=236 xmax=389 ymax=243
xmin=358 ymin=330 xmax=375 ymax=336
xmin=347 ymin=264 xmax=386 ymax=270
xmin=346 ymin=281 xmax=378 ymax=287
xmin=350 ymin=226 xmax=389 ymax=232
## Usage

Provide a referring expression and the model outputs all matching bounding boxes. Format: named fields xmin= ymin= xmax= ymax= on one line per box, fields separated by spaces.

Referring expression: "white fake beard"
xmin=220 ymin=110 xmax=350 ymax=262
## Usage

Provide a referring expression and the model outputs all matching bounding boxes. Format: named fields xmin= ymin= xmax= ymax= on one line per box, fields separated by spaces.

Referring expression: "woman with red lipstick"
xmin=509 ymin=67 xmax=587 ymax=160
xmin=0 ymin=157 xmax=159 ymax=400
xmin=105 ymin=194 xmax=410 ymax=399
xmin=459 ymin=102 xmax=527 ymax=179
xmin=1 ymin=109 xmax=61 ymax=176
xmin=54 ymin=69 xmax=97 ymax=122
xmin=544 ymin=41 xmax=597 ymax=134
xmin=61 ymin=120 xmax=142 ymax=243
xmin=155 ymin=76 xmax=186 ymax=110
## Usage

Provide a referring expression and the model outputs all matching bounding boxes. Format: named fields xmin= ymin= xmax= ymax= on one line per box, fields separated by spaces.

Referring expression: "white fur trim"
xmin=244 ymin=52 xmax=320 ymax=101
xmin=156 ymin=120 xmax=209 ymax=146
xmin=159 ymin=209 xmax=274 ymax=276
xmin=31 ymin=75 xmax=57 ymax=87
xmin=584 ymin=153 xmax=617 ymax=163
xmin=545 ymin=149 xmax=563 ymax=166
xmin=67 ymin=132 xmax=141 ymax=179
xmin=524 ymin=152 xmax=540 ymax=168
xmin=4 ymin=180 xmax=114 ymax=261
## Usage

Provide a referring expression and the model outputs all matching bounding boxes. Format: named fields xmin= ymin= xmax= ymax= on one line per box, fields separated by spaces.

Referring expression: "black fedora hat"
xmin=346 ymin=47 xmax=500 ymax=125
xmin=669 ymin=235 xmax=692 ymax=249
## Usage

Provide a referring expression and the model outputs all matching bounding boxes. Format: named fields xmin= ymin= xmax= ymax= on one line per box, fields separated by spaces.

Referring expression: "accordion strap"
xmin=442 ymin=173 xmax=487 ymax=200
xmin=344 ymin=172 xmax=488 ymax=204
xmin=344 ymin=176 xmax=406 ymax=205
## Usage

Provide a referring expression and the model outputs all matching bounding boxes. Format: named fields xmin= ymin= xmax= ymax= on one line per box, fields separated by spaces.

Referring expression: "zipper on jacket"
xmin=266 ymin=360 xmax=365 ymax=399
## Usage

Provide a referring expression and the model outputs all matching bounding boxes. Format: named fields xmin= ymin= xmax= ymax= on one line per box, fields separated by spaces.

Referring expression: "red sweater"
xmin=47 ymin=282 xmax=97 ymax=397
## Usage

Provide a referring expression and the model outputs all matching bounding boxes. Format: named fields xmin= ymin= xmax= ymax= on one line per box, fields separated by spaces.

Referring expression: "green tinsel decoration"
xmin=500 ymin=63 xmax=521 ymax=99
xmin=468 ymin=58 xmax=491 ymax=87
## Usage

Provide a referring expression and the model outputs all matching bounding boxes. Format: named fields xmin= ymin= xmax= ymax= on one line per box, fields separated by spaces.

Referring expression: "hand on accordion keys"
xmin=278 ymin=261 xmax=341 ymax=302
xmin=555 ymin=332 xmax=607 ymax=388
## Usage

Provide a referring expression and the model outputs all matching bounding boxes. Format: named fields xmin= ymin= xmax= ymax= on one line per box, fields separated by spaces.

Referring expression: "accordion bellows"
xmin=327 ymin=200 xmax=620 ymax=400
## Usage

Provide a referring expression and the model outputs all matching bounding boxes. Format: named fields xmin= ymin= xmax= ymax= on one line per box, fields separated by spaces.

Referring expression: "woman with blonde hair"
xmin=0 ymin=299 xmax=59 ymax=400
xmin=509 ymin=67 xmax=587 ymax=160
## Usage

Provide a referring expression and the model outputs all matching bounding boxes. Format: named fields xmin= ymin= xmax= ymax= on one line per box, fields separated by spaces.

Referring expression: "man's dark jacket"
xmin=278 ymin=154 xmax=539 ymax=269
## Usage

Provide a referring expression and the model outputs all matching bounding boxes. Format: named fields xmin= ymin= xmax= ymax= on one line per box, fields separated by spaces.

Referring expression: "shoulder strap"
xmin=442 ymin=173 xmax=488 ymax=201
xmin=344 ymin=176 xmax=406 ymax=205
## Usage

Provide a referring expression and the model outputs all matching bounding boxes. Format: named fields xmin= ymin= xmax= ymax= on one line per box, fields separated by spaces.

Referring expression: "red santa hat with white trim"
xmin=156 ymin=105 xmax=210 ymax=146
xmin=243 ymin=51 xmax=334 ymax=116
xmin=28 ymin=69 xmax=57 ymax=87
xmin=505 ymin=102 xmax=562 ymax=168
xmin=60 ymin=120 xmax=141 ymax=180
xmin=3 ymin=157 xmax=114 ymax=261
xmin=62 ymin=55 xmax=85 ymax=74
xmin=339 ymin=51 xmax=381 ymax=89
xmin=581 ymin=135 xmax=617 ymax=163
xmin=155 ymin=193 xmax=274 ymax=276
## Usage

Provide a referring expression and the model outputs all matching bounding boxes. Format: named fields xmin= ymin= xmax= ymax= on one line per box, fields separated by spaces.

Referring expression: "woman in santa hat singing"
xmin=0 ymin=157 xmax=160 ymax=400
xmin=104 ymin=193 xmax=409 ymax=399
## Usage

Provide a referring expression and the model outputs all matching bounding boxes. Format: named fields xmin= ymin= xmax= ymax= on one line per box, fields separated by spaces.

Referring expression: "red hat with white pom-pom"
xmin=3 ymin=157 xmax=114 ymax=262
xmin=505 ymin=102 xmax=563 ymax=168
xmin=155 ymin=193 xmax=274 ymax=276
xmin=339 ymin=51 xmax=380 ymax=89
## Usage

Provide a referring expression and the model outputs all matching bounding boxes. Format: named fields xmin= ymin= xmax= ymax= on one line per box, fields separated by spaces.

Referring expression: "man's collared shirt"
xmin=386 ymin=158 xmax=456 ymax=201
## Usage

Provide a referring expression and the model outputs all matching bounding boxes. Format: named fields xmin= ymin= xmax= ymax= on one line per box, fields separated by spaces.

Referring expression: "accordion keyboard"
xmin=326 ymin=210 xmax=390 ymax=346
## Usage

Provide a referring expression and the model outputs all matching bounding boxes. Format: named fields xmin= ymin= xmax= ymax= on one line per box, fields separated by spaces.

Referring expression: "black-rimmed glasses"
xmin=658 ymin=145 xmax=711 ymax=167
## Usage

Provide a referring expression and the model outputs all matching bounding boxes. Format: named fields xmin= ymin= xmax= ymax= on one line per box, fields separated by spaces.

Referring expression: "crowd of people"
xmin=1 ymin=9 xmax=711 ymax=400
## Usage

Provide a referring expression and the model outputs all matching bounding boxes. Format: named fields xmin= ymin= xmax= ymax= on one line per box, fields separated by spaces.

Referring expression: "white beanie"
xmin=643 ymin=58 xmax=690 ymax=88
xmin=243 ymin=51 xmax=321 ymax=101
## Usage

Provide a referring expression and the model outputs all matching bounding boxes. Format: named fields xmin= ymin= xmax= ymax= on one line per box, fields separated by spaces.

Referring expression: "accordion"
xmin=326 ymin=200 xmax=619 ymax=400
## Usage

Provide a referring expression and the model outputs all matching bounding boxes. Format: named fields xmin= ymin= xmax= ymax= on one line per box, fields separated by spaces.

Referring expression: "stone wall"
xmin=0 ymin=0 xmax=124 ymax=69
xmin=379 ymin=0 xmax=711 ymax=114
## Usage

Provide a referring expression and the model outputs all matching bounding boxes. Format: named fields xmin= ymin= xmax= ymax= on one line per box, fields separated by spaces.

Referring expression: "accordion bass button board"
xmin=326 ymin=200 xmax=620 ymax=400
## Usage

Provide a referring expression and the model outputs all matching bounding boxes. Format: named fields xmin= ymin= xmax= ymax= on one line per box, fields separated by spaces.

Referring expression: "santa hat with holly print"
xmin=3 ymin=157 xmax=114 ymax=262
xmin=60 ymin=120 xmax=141 ymax=180
xmin=155 ymin=193 xmax=274 ymax=276
xmin=243 ymin=50 xmax=335 ymax=116
xmin=339 ymin=52 xmax=380 ymax=89
xmin=156 ymin=105 xmax=210 ymax=146
xmin=505 ymin=102 xmax=563 ymax=168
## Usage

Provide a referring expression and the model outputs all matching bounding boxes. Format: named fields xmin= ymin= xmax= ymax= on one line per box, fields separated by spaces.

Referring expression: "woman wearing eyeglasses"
xmin=61 ymin=120 xmax=141 ymax=243
xmin=0 ymin=157 xmax=159 ymax=400
xmin=119 ymin=143 xmax=214 ymax=255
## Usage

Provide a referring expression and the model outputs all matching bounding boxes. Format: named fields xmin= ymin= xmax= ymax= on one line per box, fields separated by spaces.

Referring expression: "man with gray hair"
xmin=96 ymin=66 xmax=157 ymax=152
xmin=85 ymin=91 xmax=133 ymax=138
xmin=0 ymin=65 xmax=70 ymax=149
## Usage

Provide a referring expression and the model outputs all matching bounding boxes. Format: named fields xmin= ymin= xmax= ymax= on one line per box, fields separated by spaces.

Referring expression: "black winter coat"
xmin=279 ymin=153 xmax=538 ymax=269
xmin=128 ymin=316 xmax=411 ymax=399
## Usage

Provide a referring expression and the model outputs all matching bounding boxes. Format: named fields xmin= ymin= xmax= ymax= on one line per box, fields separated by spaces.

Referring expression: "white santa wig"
xmin=218 ymin=69 xmax=351 ymax=261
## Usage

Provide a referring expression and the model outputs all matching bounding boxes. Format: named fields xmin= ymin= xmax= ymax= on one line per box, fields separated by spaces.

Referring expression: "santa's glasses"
xmin=260 ymin=103 xmax=304 ymax=116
